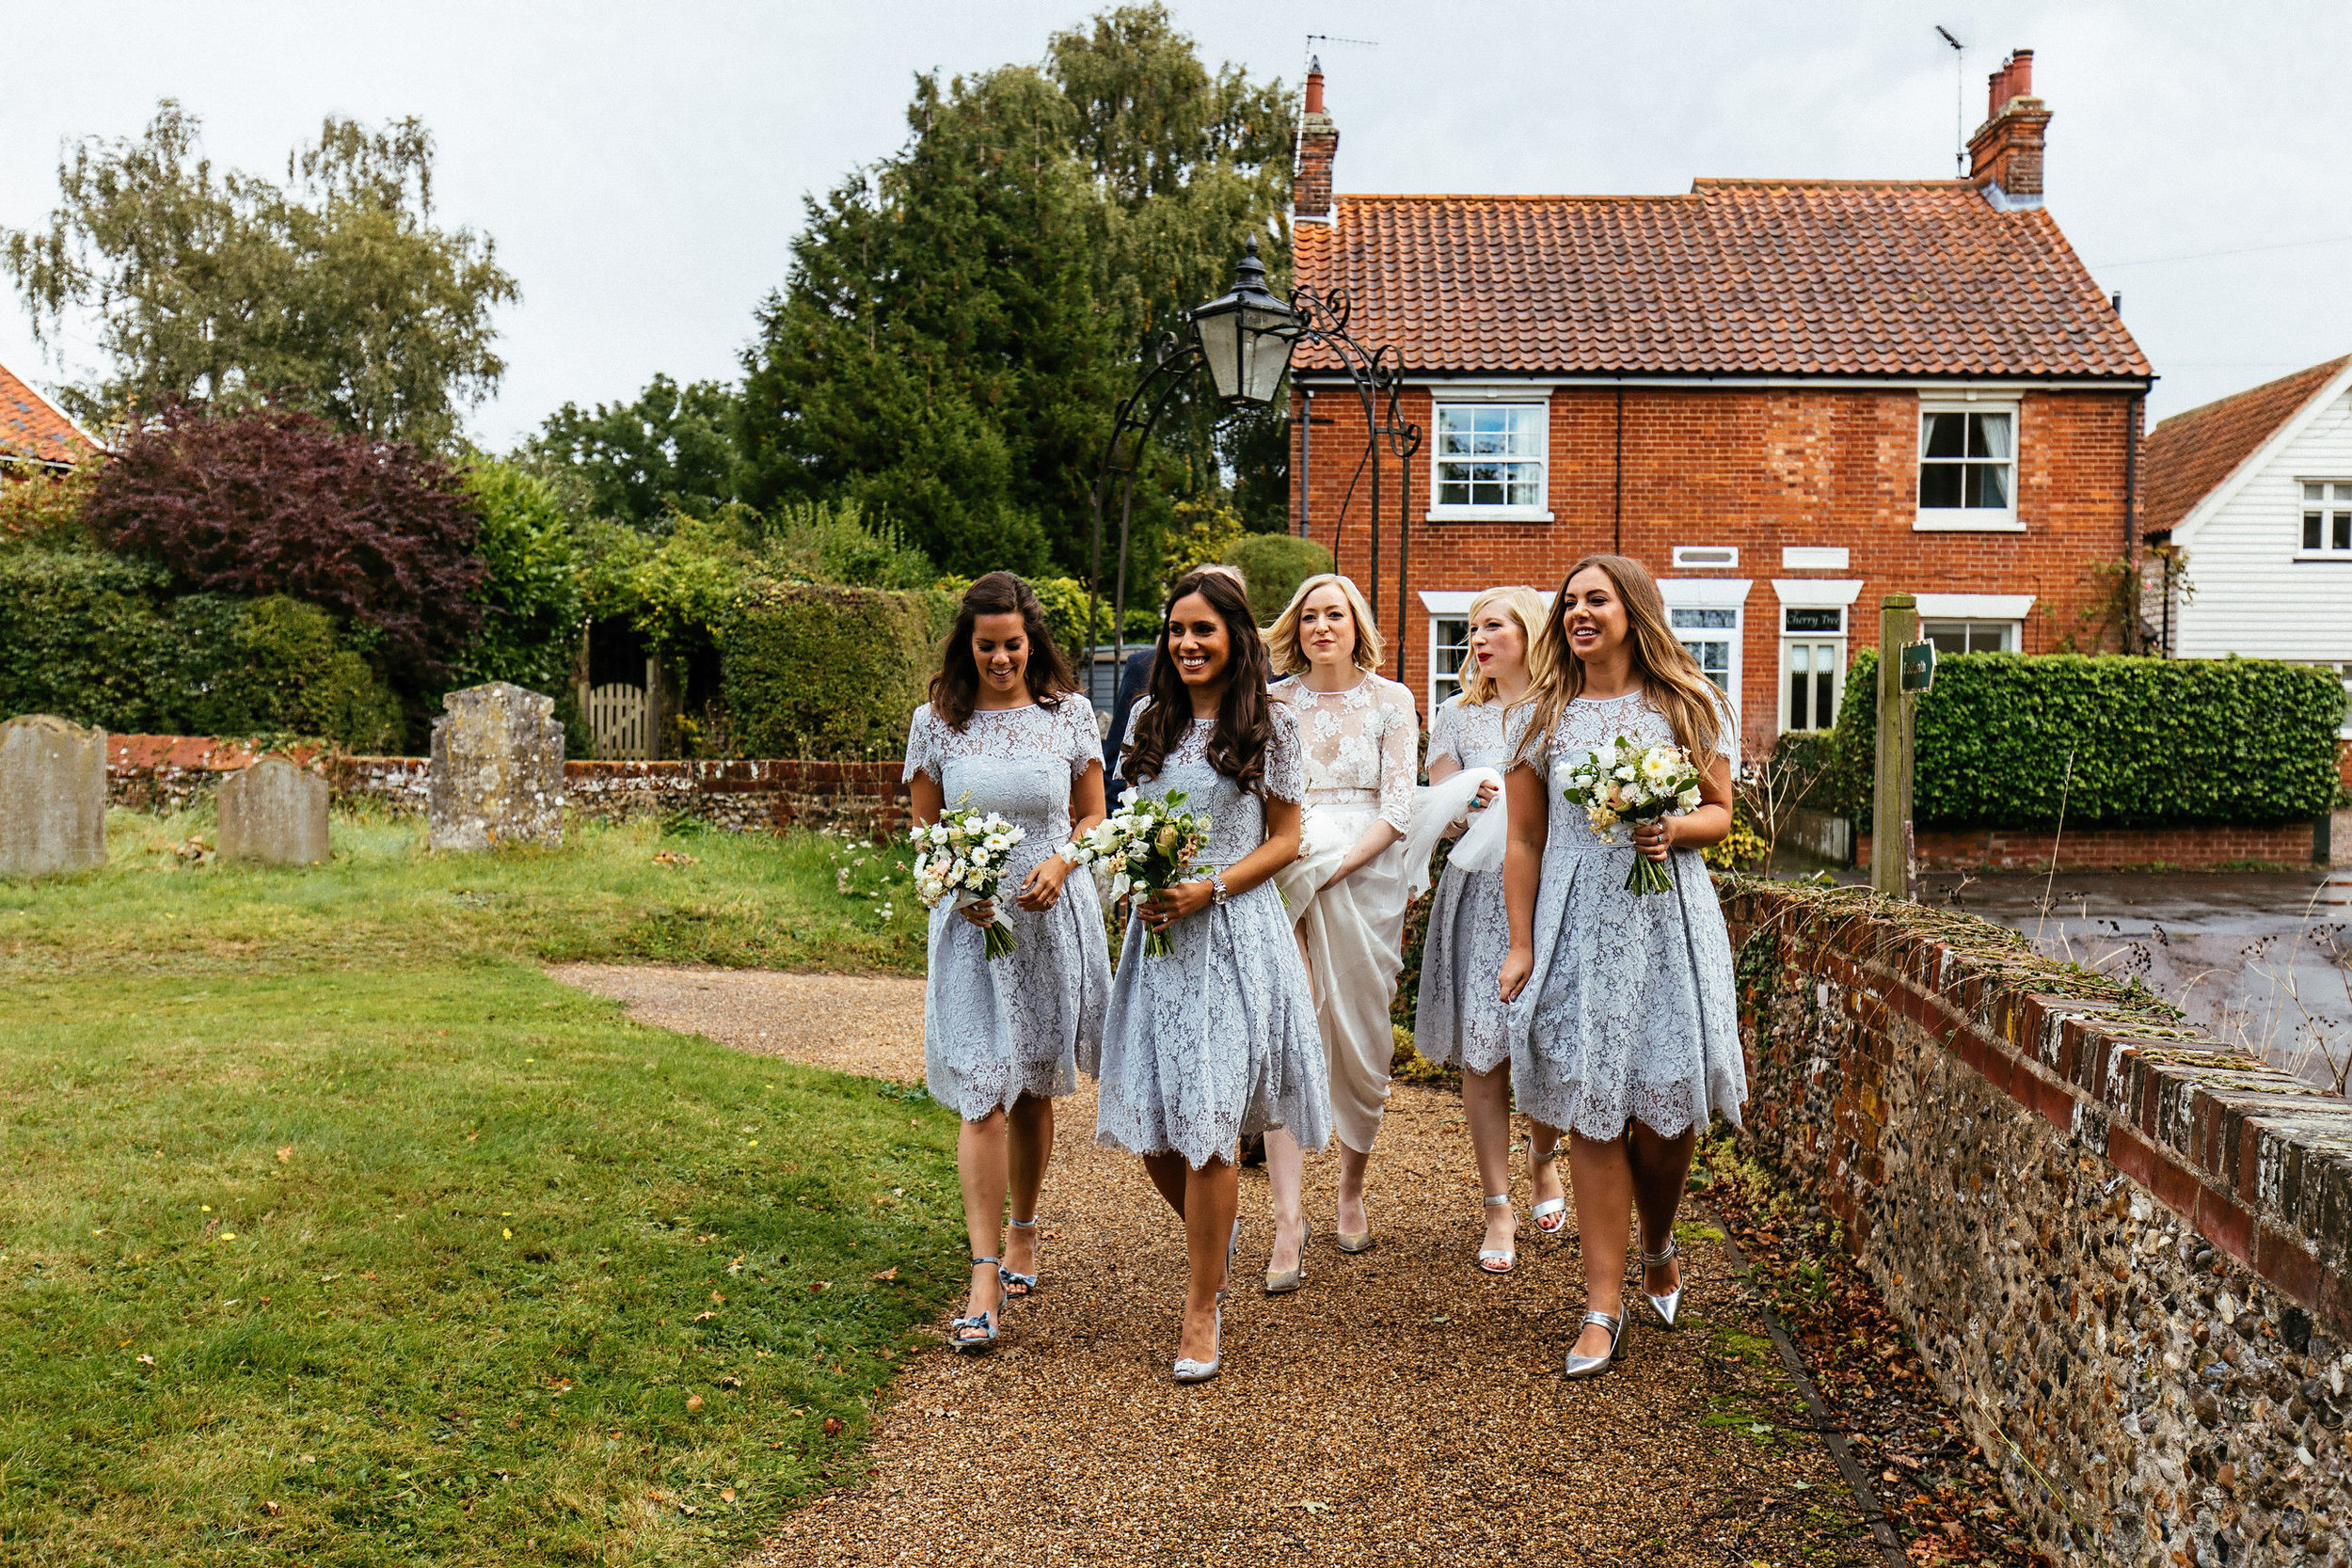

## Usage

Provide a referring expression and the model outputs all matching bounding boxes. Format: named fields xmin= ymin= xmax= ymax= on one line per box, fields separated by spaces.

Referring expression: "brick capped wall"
xmin=1294 ymin=383 xmax=2139 ymax=750
xmin=1852 ymin=820 xmax=2325 ymax=872
xmin=1725 ymin=879 xmax=2352 ymax=1566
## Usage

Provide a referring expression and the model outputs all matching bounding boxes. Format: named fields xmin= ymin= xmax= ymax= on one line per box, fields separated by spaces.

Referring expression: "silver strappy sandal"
xmin=947 ymin=1257 xmax=1004 ymax=1354
xmin=1476 ymin=1194 xmax=1517 ymax=1274
xmin=999 ymin=1215 xmax=1041 ymax=1302
xmin=1528 ymin=1143 xmax=1567 ymax=1236
xmin=1562 ymin=1307 xmax=1626 ymax=1379
xmin=1641 ymin=1232 xmax=1684 ymax=1328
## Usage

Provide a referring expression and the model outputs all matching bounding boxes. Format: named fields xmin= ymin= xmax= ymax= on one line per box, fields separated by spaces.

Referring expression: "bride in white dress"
xmin=1263 ymin=574 xmax=1421 ymax=1290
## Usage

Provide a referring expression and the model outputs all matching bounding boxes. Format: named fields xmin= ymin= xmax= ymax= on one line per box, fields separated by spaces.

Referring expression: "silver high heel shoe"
xmin=947 ymin=1257 xmax=1005 ymax=1354
xmin=1641 ymin=1233 xmax=1684 ymax=1328
xmin=1562 ymin=1307 xmax=1627 ymax=1379
xmin=1173 ymin=1301 xmax=1222 ymax=1384
xmin=999 ymin=1215 xmax=1041 ymax=1302
xmin=1220 ymin=1214 xmax=1240 ymax=1300
xmin=1264 ymin=1219 xmax=1310 ymax=1294
xmin=1475 ymin=1195 xmax=1516 ymax=1275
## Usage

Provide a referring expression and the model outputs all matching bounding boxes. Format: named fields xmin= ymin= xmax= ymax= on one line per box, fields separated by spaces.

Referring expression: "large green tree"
xmin=525 ymin=372 xmax=746 ymax=531
xmin=3 ymin=102 xmax=516 ymax=447
xmin=739 ymin=5 xmax=1293 ymax=584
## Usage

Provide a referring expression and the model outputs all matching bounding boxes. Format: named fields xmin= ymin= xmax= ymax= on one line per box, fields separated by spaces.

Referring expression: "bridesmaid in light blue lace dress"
xmin=903 ymin=573 xmax=1110 ymax=1354
xmin=1500 ymin=555 xmax=1746 ymax=1380
xmin=1412 ymin=586 xmax=1565 ymax=1275
xmin=1093 ymin=568 xmax=1327 ymax=1383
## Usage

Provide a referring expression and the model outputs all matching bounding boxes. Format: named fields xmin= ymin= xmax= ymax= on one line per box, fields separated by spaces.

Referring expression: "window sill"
xmin=2291 ymin=551 xmax=2352 ymax=562
xmin=1424 ymin=507 xmax=1554 ymax=524
xmin=1913 ymin=513 xmax=2025 ymax=532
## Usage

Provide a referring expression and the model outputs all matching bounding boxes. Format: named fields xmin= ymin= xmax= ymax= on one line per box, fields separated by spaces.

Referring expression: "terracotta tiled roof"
xmin=1291 ymin=181 xmax=2151 ymax=380
xmin=0 ymin=358 xmax=91 ymax=467
xmin=2140 ymin=355 xmax=2350 ymax=537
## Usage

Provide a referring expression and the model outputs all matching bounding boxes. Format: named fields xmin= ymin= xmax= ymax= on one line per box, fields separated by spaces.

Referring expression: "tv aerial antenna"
xmin=1303 ymin=31 xmax=1377 ymax=82
xmin=1935 ymin=25 xmax=1966 ymax=177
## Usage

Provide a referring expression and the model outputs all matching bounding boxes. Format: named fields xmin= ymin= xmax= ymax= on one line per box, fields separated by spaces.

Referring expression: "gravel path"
xmin=551 ymin=964 xmax=1883 ymax=1567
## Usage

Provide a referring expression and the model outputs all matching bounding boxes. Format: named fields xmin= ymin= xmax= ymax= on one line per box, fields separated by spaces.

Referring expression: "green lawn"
xmin=0 ymin=811 xmax=948 ymax=1566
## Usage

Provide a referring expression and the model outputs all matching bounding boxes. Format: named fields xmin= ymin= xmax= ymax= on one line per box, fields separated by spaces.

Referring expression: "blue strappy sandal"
xmin=948 ymin=1257 xmax=1004 ymax=1354
xmin=999 ymin=1216 xmax=1041 ymax=1303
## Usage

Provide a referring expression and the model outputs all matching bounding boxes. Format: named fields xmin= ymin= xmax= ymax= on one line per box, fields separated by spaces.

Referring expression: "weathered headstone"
xmin=0 ymin=715 xmax=107 ymax=877
xmin=218 ymin=758 xmax=330 ymax=865
xmin=427 ymin=682 xmax=565 ymax=851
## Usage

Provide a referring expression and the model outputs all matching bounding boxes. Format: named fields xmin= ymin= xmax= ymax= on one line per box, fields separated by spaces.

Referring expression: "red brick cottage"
xmin=1288 ymin=52 xmax=2152 ymax=751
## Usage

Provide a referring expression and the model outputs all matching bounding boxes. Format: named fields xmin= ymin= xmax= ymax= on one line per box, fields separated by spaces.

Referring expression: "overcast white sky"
xmin=5 ymin=1 xmax=2348 ymax=447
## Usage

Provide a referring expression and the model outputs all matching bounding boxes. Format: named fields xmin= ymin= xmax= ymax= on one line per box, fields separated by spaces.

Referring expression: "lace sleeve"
xmin=1427 ymin=698 xmax=1461 ymax=768
xmin=901 ymin=705 xmax=941 ymax=784
xmin=1262 ymin=702 xmax=1305 ymax=803
xmin=1061 ymin=697 xmax=1103 ymax=780
xmin=1711 ymin=688 xmax=1741 ymax=772
xmin=1375 ymin=681 xmax=1418 ymax=833
xmin=1502 ymin=700 xmax=1537 ymax=763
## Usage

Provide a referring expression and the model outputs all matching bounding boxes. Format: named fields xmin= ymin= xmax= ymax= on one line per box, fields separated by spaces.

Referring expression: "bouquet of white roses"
xmin=910 ymin=800 xmax=1025 ymax=958
xmin=1558 ymin=735 xmax=1703 ymax=895
xmin=1064 ymin=787 xmax=1211 ymax=958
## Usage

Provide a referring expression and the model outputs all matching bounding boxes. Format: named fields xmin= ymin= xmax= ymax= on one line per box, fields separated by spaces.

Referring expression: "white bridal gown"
xmin=1093 ymin=699 xmax=1331 ymax=1168
xmin=1507 ymin=691 xmax=1747 ymax=1142
xmin=1268 ymin=673 xmax=1419 ymax=1154
xmin=902 ymin=698 xmax=1110 ymax=1120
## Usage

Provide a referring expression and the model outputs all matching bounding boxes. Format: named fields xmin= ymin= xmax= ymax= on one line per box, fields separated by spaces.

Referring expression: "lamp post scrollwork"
xmin=1086 ymin=236 xmax=1424 ymax=693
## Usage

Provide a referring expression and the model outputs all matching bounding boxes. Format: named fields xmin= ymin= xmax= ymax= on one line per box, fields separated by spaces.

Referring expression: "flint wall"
xmin=1723 ymin=879 xmax=2352 ymax=1567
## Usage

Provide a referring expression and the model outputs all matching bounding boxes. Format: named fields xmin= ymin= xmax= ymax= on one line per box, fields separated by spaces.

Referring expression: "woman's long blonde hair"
xmin=1265 ymin=572 xmax=1384 ymax=676
xmin=1514 ymin=554 xmax=1728 ymax=766
xmin=1455 ymin=585 xmax=1551 ymax=708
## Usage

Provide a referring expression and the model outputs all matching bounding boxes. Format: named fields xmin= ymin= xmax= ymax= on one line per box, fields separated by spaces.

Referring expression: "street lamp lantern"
xmin=1189 ymin=236 xmax=1299 ymax=409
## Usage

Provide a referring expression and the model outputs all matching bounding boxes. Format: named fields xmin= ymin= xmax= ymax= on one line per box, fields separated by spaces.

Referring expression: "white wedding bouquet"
xmin=910 ymin=800 xmax=1025 ymax=958
xmin=1558 ymin=736 xmax=1703 ymax=895
xmin=1063 ymin=787 xmax=1211 ymax=958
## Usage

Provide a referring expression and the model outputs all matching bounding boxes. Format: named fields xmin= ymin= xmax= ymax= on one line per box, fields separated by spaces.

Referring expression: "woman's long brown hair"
xmin=927 ymin=571 xmax=1078 ymax=729
xmin=1121 ymin=567 xmax=1277 ymax=794
xmin=1514 ymin=553 xmax=1728 ymax=766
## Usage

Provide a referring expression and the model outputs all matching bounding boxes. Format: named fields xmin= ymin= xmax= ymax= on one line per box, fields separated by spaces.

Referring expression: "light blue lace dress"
xmin=1507 ymin=690 xmax=1747 ymax=1140
xmin=1092 ymin=698 xmax=1332 ymax=1169
xmin=1413 ymin=695 xmax=1533 ymax=1074
xmin=903 ymin=699 xmax=1110 ymax=1121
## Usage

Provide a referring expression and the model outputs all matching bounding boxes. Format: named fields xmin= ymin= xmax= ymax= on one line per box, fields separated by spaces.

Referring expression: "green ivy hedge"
xmin=0 ymin=546 xmax=403 ymax=750
xmin=1824 ymin=649 xmax=2345 ymax=828
xmin=722 ymin=580 xmax=946 ymax=761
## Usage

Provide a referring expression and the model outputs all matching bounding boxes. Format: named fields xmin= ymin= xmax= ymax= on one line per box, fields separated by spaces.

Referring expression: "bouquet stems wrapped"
xmin=909 ymin=800 xmax=1024 ymax=958
xmin=1065 ymin=787 xmax=1211 ymax=958
xmin=1558 ymin=736 xmax=1704 ymax=895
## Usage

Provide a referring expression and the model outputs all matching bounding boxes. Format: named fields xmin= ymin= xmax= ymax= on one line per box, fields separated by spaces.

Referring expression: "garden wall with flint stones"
xmin=1722 ymin=877 xmax=2352 ymax=1567
xmin=104 ymin=737 xmax=910 ymax=840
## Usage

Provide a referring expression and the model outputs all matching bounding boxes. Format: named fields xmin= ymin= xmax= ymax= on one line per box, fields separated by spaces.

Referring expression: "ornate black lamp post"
xmin=1085 ymin=237 xmax=1422 ymax=688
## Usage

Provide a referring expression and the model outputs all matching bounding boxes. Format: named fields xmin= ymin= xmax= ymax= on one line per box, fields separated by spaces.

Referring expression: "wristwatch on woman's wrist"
xmin=1208 ymin=868 xmax=1230 ymax=907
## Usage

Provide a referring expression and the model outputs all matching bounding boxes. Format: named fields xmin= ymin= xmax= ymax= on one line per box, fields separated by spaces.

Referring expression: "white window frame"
xmin=1915 ymin=395 xmax=2023 ymax=532
xmin=1771 ymin=579 xmax=1862 ymax=734
xmin=1658 ymin=578 xmax=1751 ymax=711
xmin=1418 ymin=591 xmax=1478 ymax=712
xmin=1920 ymin=619 xmax=2022 ymax=653
xmin=2296 ymin=480 xmax=2352 ymax=562
xmin=1915 ymin=594 xmax=2032 ymax=655
xmin=1423 ymin=388 xmax=1553 ymax=522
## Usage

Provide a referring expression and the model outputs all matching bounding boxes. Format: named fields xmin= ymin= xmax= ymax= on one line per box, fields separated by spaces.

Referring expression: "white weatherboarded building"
xmin=2142 ymin=355 xmax=2352 ymax=735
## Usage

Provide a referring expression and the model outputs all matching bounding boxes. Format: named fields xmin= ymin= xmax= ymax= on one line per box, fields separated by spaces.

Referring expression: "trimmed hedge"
xmin=0 ymin=546 xmax=403 ymax=749
xmin=1826 ymin=650 xmax=2345 ymax=828
xmin=722 ymin=579 xmax=945 ymax=761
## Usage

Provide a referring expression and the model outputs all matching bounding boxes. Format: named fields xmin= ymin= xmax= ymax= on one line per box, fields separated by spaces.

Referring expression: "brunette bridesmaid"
xmin=903 ymin=572 xmax=1111 ymax=1353
xmin=1092 ymin=567 xmax=1330 ymax=1382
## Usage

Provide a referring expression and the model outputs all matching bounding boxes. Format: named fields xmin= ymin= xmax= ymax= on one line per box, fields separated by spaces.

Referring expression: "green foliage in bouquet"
xmin=1824 ymin=650 xmax=2347 ymax=828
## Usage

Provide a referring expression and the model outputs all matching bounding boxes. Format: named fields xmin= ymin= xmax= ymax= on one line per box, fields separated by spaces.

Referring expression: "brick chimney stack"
xmin=1966 ymin=48 xmax=2051 ymax=210
xmin=1294 ymin=57 xmax=1337 ymax=224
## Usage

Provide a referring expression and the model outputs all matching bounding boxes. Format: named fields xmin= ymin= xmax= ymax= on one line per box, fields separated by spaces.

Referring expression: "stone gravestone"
xmin=0 ymin=715 xmax=107 ymax=877
xmin=217 ymin=757 xmax=330 ymax=865
xmin=427 ymin=682 xmax=565 ymax=851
